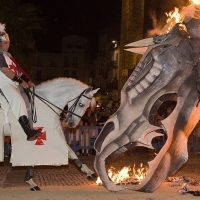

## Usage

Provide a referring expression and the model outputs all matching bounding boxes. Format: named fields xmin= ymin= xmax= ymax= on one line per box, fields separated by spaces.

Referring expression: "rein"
xmin=28 ymin=88 xmax=92 ymax=123
xmin=195 ymin=65 xmax=200 ymax=107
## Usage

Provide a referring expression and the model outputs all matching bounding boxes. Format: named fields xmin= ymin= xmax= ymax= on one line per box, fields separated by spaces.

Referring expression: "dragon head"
xmin=94 ymin=8 xmax=200 ymax=192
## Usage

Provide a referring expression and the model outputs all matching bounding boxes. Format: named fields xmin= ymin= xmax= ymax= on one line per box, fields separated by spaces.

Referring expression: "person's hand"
xmin=28 ymin=80 xmax=35 ymax=87
xmin=21 ymin=80 xmax=30 ymax=89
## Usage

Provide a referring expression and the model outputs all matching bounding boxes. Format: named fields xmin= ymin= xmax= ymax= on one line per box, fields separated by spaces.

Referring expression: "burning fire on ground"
xmin=96 ymin=163 xmax=148 ymax=186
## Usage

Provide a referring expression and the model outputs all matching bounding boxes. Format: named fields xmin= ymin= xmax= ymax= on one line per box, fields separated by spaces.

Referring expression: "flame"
xmin=162 ymin=7 xmax=181 ymax=34
xmin=191 ymin=0 xmax=200 ymax=5
xmin=96 ymin=163 xmax=148 ymax=185
xmin=161 ymin=0 xmax=200 ymax=34
xmin=166 ymin=7 xmax=181 ymax=24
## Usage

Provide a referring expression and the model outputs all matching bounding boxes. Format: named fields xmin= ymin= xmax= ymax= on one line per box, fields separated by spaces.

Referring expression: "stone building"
xmin=92 ymin=0 xmax=145 ymax=99
xmin=29 ymin=35 xmax=90 ymax=84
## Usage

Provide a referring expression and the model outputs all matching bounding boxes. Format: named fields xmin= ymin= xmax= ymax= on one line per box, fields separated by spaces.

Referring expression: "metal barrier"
xmin=64 ymin=126 xmax=200 ymax=154
xmin=64 ymin=126 xmax=102 ymax=152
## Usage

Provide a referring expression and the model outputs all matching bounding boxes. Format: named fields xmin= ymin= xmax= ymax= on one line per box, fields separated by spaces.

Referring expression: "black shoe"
xmin=26 ymin=129 xmax=43 ymax=141
xmin=19 ymin=115 xmax=43 ymax=141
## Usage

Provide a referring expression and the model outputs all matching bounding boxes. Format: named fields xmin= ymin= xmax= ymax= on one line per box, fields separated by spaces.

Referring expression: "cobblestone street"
xmin=0 ymin=156 xmax=96 ymax=189
xmin=1 ymin=153 xmax=200 ymax=200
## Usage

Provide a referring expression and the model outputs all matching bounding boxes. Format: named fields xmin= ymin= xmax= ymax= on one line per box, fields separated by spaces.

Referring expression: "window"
xmin=72 ymin=70 xmax=77 ymax=79
xmin=64 ymin=70 xmax=69 ymax=77
xmin=48 ymin=71 xmax=55 ymax=79
xmin=99 ymin=69 xmax=103 ymax=75
xmin=67 ymin=43 xmax=71 ymax=48
xmin=37 ymin=59 xmax=43 ymax=67
xmin=77 ymin=43 xmax=82 ymax=49
xmin=64 ymin=56 xmax=69 ymax=68
xmin=36 ymin=70 xmax=41 ymax=80
xmin=72 ymin=57 xmax=78 ymax=68
xmin=50 ymin=60 xmax=56 ymax=67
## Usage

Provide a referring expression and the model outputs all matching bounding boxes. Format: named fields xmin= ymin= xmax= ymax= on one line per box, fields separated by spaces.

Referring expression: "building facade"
xmin=92 ymin=0 xmax=145 ymax=100
xmin=29 ymin=0 xmax=146 ymax=100
xmin=91 ymin=24 xmax=120 ymax=100
xmin=29 ymin=35 xmax=90 ymax=84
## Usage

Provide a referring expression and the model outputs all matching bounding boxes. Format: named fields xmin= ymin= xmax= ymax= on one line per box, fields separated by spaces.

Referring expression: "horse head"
xmin=66 ymin=87 xmax=99 ymax=128
xmin=94 ymin=6 xmax=200 ymax=193
xmin=35 ymin=77 xmax=99 ymax=128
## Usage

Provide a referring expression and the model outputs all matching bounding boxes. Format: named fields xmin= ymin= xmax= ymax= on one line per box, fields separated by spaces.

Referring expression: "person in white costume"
xmin=0 ymin=22 xmax=42 ymax=141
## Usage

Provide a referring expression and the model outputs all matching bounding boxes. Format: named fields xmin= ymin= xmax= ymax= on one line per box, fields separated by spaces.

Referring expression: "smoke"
xmin=146 ymin=11 xmax=163 ymax=37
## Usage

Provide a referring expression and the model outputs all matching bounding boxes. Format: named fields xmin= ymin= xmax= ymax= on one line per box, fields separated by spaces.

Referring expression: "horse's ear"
xmin=90 ymin=88 xmax=100 ymax=95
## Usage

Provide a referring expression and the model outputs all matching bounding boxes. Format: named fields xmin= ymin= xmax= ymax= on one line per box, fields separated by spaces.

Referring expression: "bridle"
xmin=65 ymin=88 xmax=92 ymax=121
xmin=28 ymin=88 xmax=92 ymax=123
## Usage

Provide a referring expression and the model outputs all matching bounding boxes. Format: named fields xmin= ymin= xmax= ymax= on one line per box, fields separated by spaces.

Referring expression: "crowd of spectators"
xmin=95 ymin=98 xmax=120 ymax=126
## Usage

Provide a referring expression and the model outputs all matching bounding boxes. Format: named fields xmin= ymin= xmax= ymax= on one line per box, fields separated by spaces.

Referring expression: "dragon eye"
xmin=79 ymin=103 xmax=84 ymax=107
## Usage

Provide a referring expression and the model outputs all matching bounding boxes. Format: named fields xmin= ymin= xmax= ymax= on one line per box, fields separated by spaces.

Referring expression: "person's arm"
xmin=0 ymin=66 xmax=15 ymax=79
xmin=20 ymin=74 xmax=35 ymax=87
xmin=0 ymin=67 xmax=30 ymax=89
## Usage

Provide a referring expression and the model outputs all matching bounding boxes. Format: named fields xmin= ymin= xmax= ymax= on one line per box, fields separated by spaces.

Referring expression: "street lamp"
xmin=112 ymin=40 xmax=118 ymax=48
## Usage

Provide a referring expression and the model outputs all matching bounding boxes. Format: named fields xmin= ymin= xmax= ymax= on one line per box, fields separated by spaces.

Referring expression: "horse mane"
xmin=34 ymin=77 xmax=96 ymax=110
xmin=35 ymin=77 xmax=89 ymax=105
xmin=36 ymin=77 xmax=88 ymax=91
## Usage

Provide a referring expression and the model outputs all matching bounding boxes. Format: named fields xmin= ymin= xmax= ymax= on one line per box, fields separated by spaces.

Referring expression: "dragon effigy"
xmin=94 ymin=4 xmax=200 ymax=192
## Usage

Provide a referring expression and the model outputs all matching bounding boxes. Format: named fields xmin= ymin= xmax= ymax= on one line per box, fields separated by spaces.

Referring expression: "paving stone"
xmin=0 ymin=156 xmax=96 ymax=188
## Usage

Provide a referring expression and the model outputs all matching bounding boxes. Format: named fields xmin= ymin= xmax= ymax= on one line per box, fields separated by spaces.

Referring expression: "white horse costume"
xmin=0 ymin=77 xmax=98 ymax=167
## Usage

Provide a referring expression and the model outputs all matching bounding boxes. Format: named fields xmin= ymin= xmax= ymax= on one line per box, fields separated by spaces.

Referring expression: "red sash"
xmin=9 ymin=57 xmax=31 ymax=79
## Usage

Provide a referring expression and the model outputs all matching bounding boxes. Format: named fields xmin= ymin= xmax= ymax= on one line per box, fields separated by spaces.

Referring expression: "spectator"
xmin=106 ymin=98 xmax=114 ymax=111
xmin=81 ymin=107 xmax=97 ymax=126
xmin=96 ymin=105 xmax=111 ymax=126
xmin=111 ymin=101 xmax=120 ymax=113
xmin=81 ymin=120 xmax=90 ymax=156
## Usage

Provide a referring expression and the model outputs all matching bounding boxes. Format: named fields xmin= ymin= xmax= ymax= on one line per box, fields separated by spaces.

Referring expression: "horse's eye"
xmin=79 ymin=103 xmax=84 ymax=107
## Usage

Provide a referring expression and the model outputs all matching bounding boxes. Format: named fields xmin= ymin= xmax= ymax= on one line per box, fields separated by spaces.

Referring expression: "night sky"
xmin=25 ymin=0 xmax=121 ymax=55
xmin=24 ymin=0 xmax=189 ymax=55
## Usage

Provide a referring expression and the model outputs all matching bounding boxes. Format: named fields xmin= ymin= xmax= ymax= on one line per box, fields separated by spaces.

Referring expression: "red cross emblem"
xmin=9 ymin=62 xmax=17 ymax=74
xmin=34 ymin=127 xmax=46 ymax=145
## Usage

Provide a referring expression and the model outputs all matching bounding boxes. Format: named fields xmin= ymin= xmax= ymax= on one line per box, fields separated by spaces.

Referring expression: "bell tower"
xmin=119 ymin=0 xmax=145 ymax=91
